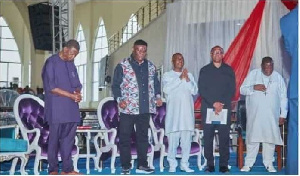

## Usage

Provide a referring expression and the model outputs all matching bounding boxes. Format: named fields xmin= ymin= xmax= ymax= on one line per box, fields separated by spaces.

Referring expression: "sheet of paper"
xmin=206 ymin=108 xmax=228 ymax=125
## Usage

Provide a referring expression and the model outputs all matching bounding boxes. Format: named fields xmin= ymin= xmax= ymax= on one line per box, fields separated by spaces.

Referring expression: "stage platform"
xmin=0 ymin=152 xmax=285 ymax=175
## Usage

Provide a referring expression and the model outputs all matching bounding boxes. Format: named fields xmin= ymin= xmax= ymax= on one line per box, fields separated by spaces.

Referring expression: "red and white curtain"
xmin=164 ymin=0 xmax=293 ymax=104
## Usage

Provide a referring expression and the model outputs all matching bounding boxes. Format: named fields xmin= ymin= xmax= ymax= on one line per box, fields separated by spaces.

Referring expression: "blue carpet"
xmin=0 ymin=152 xmax=285 ymax=175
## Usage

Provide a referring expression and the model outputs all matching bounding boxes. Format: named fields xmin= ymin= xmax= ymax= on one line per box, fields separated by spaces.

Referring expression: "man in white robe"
xmin=240 ymin=56 xmax=288 ymax=172
xmin=162 ymin=53 xmax=198 ymax=173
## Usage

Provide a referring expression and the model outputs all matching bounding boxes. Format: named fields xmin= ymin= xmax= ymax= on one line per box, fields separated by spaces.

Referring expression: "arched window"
xmin=121 ymin=14 xmax=141 ymax=44
xmin=75 ymin=24 xmax=87 ymax=101
xmin=92 ymin=19 xmax=108 ymax=101
xmin=0 ymin=17 xmax=22 ymax=88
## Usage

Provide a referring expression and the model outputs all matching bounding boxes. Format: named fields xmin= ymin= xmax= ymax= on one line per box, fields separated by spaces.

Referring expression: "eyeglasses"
xmin=212 ymin=52 xmax=223 ymax=55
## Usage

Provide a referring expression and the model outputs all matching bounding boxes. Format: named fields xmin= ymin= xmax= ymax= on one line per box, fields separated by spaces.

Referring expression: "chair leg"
xmin=33 ymin=155 xmax=40 ymax=175
xmin=149 ymin=151 xmax=154 ymax=169
xmin=9 ymin=157 xmax=18 ymax=175
xmin=200 ymin=147 xmax=207 ymax=169
xmin=276 ymin=145 xmax=282 ymax=171
xmin=237 ymin=135 xmax=244 ymax=169
xmin=39 ymin=160 xmax=43 ymax=171
xmin=73 ymin=155 xmax=79 ymax=172
xmin=19 ymin=154 xmax=28 ymax=175
xmin=110 ymin=146 xmax=117 ymax=174
xmin=197 ymin=152 xmax=203 ymax=171
xmin=160 ymin=146 xmax=165 ymax=172
xmin=131 ymin=160 xmax=134 ymax=169
xmin=94 ymin=152 xmax=103 ymax=172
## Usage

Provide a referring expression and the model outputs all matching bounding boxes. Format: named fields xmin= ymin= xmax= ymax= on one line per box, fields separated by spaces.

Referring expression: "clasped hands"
xmin=119 ymin=98 xmax=163 ymax=109
xmin=180 ymin=68 xmax=190 ymax=82
xmin=213 ymin=102 xmax=224 ymax=115
xmin=253 ymin=84 xmax=267 ymax=92
xmin=72 ymin=90 xmax=82 ymax=103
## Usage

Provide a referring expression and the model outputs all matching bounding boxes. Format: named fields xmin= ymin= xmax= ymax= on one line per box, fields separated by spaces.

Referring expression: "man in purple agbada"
xmin=42 ymin=39 xmax=82 ymax=175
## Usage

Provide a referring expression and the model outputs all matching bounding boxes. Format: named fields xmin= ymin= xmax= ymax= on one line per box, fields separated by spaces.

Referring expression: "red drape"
xmin=224 ymin=0 xmax=266 ymax=101
xmin=281 ymin=0 xmax=298 ymax=10
xmin=195 ymin=1 xmax=266 ymax=115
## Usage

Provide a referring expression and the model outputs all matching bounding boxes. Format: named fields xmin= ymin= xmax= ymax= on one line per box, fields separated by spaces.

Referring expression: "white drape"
xmin=254 ymin=0 xmax=290 ymax=81
xmin=164 ymin=0 xmax=290 ymax=83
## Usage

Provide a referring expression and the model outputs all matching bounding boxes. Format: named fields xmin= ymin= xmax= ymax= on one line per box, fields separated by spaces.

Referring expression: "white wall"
xmin=102 ymin=12 xmax=167 ymax=104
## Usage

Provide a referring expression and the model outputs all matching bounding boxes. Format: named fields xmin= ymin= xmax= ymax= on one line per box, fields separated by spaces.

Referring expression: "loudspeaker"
xmin=28 ymin=3 xmax=63 ymax=51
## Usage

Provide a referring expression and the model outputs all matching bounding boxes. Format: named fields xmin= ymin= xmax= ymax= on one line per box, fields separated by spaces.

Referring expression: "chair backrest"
xmin=97 ymin=97 xmax=144 ymax=145
xmin=236 ymin=100 xmax=246 ymax=131
xmin=13 ymin=94 xmax=49 ymax=147
xmin=151 ymin=102 xmax=167 ymax=130
xmin=97 ymin=97 xmax=119 ymax=130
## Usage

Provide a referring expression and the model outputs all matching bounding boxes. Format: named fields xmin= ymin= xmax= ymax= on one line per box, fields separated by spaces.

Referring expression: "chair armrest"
xmin=151 ymin=128 xmax=164 ymax=145
xmin=23 ymin=128 xmax=41 ymax=144
xmin=94 ymin=128 xmax=117 ymax=146
xmin=193 ymin=129 xmax=203 ymax=143
xmin=75 ymin=135 xmax=79 ymax=145
xmin=157 ymin=129 xmax=165 ymax=145
xmin=93 ymin=128 xmax=117 ymax=153
xmin=21 ymin=128 xmax=41 ymax=153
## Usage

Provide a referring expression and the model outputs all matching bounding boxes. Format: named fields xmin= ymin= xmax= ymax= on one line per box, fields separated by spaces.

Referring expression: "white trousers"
xmin=244 ymin=142 xmax=275 ymax=167
xmin=167 ymin=131 xmax=193 ymax=168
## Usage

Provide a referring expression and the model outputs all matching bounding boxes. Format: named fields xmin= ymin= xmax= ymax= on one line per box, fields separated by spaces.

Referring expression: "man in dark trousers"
xmin=42 ymin=39 xmax=82 ymax=175
xmin=112 ymin=39 xmax=162 ymax=174
xmin=198 ymin=45 xmax=236 ymax=173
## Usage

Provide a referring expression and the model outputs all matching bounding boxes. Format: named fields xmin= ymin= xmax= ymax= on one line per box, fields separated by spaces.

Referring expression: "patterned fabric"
xmin=119 ymin=58 xmax=156 ymax=114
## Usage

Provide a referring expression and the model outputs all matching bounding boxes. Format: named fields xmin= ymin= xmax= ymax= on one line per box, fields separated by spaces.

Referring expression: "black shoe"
xmin=121 ymin=167 xmax=130 ymax=175
xmin=205 ymin=166 xmax=215 ymax=172
xmin=219 ymin=166 xmax=230 ymax=173
xmin=136 ymin=166 xmax=154 ymax=174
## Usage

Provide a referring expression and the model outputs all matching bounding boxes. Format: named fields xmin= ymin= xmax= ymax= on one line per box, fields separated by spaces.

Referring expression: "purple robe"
xmin=42 ymin=54 xmax=82 ymax=124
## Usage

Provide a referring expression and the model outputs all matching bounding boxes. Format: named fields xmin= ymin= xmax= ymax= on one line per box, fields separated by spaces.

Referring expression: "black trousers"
xmin=203 ymin=123 xmax=231 ymax=167
xmin=119 ymin=113 xmax=150 ymax=168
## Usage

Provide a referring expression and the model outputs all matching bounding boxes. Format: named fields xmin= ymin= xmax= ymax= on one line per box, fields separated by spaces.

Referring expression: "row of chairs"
xmin=96 ymin=97 xmax=205 ymax=173
xmin=1 ymin=94 xmax=282 ymax=174
xmin=3 ymin=94 xmax=205 ymax=174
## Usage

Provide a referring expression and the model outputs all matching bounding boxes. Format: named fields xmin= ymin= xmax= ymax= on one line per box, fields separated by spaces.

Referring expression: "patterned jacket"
xmin=118 ymin=58 xmax=156 ymax=114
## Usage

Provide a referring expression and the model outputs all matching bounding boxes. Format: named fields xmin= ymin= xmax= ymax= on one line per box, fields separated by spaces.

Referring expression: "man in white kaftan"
xmin=163 ymin=53 xmax=198 ymax=173
xmin=240 ymin=57 xmax=288 ymax=173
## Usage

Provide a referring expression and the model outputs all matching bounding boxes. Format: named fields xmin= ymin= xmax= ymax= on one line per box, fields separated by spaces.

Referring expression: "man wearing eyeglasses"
xmin=198 ymin=45 xmax=236 ymax=173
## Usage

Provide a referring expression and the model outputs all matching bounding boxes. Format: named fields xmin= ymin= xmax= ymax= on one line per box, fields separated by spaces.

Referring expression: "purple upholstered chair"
xmin=95 ymin=97 xmax=154 ymax=174
xmin=150 ymin=102 xmax=206 ymax=172
xmin=13 ymin=94 xmax=79 ymax=175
